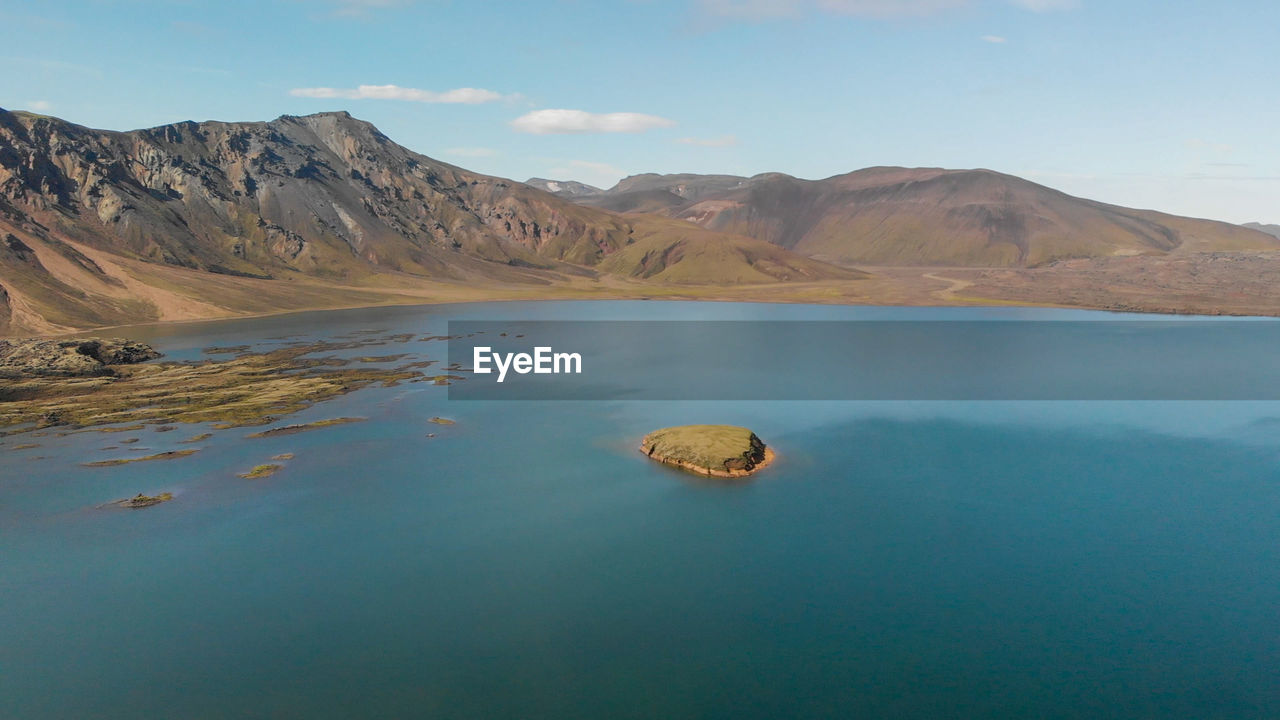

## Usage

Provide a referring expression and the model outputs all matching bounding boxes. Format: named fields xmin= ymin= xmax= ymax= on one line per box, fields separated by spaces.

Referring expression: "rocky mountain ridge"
xmin=546 ymin=167 xmax=1279 ymax=266
xmin=524 ymin=178 xmax=603 ymax=197
xmin=0 ymin=109 xmax=854 ymax=334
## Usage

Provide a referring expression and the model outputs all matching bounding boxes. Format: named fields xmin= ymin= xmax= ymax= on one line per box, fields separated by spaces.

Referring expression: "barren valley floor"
xmin=14 ymin=250 xmax=1279 ymax=339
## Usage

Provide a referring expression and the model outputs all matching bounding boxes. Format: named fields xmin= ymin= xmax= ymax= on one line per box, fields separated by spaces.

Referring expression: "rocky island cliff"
xmin=640 ymin=425 xmax=774 ymax=478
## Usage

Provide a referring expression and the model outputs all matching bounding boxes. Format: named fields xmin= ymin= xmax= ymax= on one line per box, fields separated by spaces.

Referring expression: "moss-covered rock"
xmin=640 ymin=425 xmax=774 ymax=478
xmin=0 ymin=339 xmax=424 ymax=433
xmin=0 ymin=338 xmax=160 ymax=379
xmin=113 ymin=492 xmax=173 ymax=508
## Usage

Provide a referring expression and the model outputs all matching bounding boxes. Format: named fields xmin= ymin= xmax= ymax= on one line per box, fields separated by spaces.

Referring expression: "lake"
xmin=2 ymin=301 xmax=1278 ymax=719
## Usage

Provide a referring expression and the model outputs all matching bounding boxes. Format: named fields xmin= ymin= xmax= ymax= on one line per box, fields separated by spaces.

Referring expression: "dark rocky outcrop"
xmin=0 ymin=337 xmax=161 ymax=378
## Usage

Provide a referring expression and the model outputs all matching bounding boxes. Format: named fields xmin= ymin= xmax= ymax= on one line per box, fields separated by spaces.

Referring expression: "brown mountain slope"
xmin=578 ymin=188 xmax=691 ymax=215
xmin=567 ymin=167 xmax=1279 ymax=267
xmin=0 ymin=109 xmax=855 ymax=333
xmin=597 ymin=218 xmax=848 ymax=284
xmin=0 ymin=108 xmax=639 ymax=277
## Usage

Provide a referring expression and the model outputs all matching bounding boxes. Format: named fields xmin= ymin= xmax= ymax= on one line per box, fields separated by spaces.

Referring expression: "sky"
xmin=1 ymin=0 xmax=1277 ymax=223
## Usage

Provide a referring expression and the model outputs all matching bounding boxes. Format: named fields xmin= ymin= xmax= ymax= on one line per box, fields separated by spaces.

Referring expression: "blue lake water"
xmin=2 ymin=301 xmax=1278 ymax=719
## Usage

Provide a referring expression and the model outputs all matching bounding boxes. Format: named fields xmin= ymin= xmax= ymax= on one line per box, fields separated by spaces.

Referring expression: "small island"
xmin=83 ymin=449 xmax=199 ymax=467
xmin=640 ymin=425 xmax=775 ymax=478
xmin=239 ymin=464 xmax=283 ymax=479
xmin=111 ymin=492 xmax=174 ymax=509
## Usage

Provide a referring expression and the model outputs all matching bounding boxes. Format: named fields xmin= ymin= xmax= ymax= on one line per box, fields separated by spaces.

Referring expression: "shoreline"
xmin=12 ymin=291 xmax=1273 ymax=342
xmin=645 ymin=446 xmax=778 ymax=479
xmin=13 ymin=252 xmax=1280 ymax=340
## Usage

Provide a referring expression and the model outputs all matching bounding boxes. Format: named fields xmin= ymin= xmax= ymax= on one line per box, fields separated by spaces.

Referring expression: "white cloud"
xmin=444 ymin=147 xmax=499 ymax=158
xmin=26 ymin=100 xmax=52 ymax=112
xmin=511 ymin=109 xmax=676 ymax=135
xmin=1008 ymin=0 xmax=1078 ymax=11
xmin=981 ymin=34 xmax=1006 ymax=43
xmin=677 ymin=135 xmax=740 ymax=147
xmin=698 ymin=0 xmax=967 ymax=19
xmin=290 ymin=85 xmax=508 ymax=104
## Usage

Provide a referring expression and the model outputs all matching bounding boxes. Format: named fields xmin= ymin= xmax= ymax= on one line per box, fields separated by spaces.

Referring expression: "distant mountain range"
xmin=536 ymin=169 xmax=1278 ymax=267
xmin=2 ymin=107 xmax=1276 ymax=334
xmin=524 ymin=178 xmax=603 ymax=197
xmin=1244 ymin=222 xmax=1280 ymax=240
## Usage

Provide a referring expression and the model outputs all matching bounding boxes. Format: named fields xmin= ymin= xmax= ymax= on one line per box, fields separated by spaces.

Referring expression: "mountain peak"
xmin=1244 ymin=222 xmax=1280 ymax=240
xmin=524 ymin=178 xmax=603 ymax=197
xmin=275 ymin=110 xmax=355 ymax=122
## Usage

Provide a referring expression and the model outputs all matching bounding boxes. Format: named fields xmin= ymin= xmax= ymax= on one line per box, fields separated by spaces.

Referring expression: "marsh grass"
xmin=0 ymin=342 xmax=428 ymax=434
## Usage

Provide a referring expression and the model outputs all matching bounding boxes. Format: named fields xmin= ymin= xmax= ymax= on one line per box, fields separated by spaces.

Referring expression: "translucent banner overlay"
xmin=447 ymin=320 xmax=1280 ymax=400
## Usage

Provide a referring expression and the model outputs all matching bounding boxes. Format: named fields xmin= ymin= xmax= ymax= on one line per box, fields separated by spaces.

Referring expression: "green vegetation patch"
xmin=0 ymin=341 xmax=427 ymax=433
xmin=238 ymin=464 xmax=283 ymax=479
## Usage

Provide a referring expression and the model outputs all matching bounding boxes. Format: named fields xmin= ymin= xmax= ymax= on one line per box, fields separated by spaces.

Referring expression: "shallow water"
xmin=2 ymin=302 xmax=1278 ymax=719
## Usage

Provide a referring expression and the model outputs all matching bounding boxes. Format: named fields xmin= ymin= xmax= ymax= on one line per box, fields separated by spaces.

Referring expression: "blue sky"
xmin=2 ymin=0 xmax=1277 ymax=223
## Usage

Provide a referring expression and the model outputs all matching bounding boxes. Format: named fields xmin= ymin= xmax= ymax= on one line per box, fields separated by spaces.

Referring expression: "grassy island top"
xmin=112 ymin=492 xmax=173 ymax=509
xmin=640 ymin=425 xmax=773 ymax=478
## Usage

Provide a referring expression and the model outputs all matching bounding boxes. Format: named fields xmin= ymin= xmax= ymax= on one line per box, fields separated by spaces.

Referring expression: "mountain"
xmin=1244 ymin=222 xmax=1280 ymax=240
xmin=0 ymin=109 xmax=855 ymax=334
xmin=574 ymin=173 xmax=754 ymax=214
xmin=524 ymin=178 xmax=603 ymax=197
xmin=559 ymin=167 xmax=1280 ymax=267
xmin=6 ymin=108 xmax=1273 ymax=335
xmin=526 ymin=173 xmax=755 ymax=210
